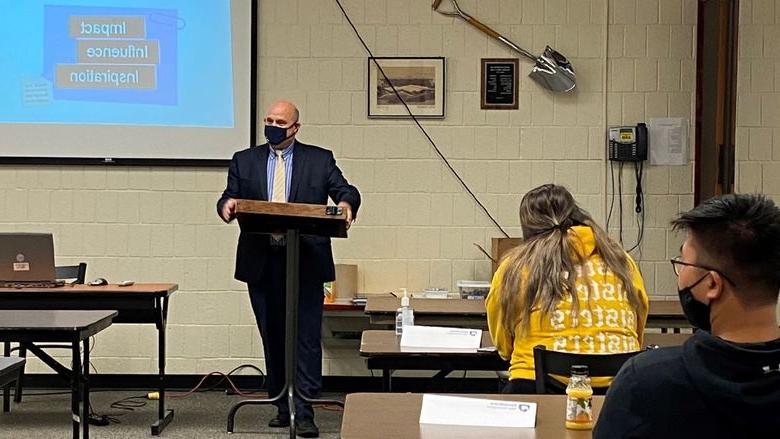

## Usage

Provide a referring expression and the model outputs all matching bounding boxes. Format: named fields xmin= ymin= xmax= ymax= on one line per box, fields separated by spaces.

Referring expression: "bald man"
xmin=217 ymin=101 xmax=360 ymax=437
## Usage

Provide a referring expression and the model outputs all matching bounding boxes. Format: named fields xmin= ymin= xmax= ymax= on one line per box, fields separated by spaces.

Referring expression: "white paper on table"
xmin=649 ymin=117 xmax=689 ymax=165
xmin=419 ymin=394 xmax=537 ymax=428
xmin=400 ymin=325 xmax=481 ymax=350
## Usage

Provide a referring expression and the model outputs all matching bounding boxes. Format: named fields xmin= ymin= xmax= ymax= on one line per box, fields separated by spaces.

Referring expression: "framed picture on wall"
xmin=367 ymin=57 xmax=445 ymax=119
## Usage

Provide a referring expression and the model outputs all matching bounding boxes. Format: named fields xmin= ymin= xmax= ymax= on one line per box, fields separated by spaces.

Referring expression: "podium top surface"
xmin=235 ymin=199 xmax=348 ymax=238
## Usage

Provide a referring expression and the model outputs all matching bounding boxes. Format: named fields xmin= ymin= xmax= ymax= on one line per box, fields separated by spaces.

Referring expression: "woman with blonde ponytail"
xmin=486 ymin=184 xmax=648 ymax=393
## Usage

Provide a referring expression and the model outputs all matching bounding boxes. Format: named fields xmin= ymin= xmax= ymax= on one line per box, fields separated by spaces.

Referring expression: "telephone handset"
xmin=609 ymin=123 xmax=648 ymax=162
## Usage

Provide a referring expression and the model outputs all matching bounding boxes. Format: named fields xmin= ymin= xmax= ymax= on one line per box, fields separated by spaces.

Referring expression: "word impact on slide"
xmin=56 ymin=15 xmax=157 ymax=91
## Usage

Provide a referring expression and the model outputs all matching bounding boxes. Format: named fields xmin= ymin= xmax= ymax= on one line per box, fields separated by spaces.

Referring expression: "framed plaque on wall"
xmin=480 ymin=58 xmax=519 ymax=110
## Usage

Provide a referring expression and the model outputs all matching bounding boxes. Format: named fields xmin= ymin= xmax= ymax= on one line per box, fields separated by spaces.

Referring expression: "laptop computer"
xmin=0 ymin=233 xmax=61 ymax=287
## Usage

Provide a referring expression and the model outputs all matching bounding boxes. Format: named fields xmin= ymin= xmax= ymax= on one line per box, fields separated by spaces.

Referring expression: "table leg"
xmin=71 ymin=341 xmax=81 ymax=439
xmin=383 ymin=369 xmax=391 ymax=392
xmin=151 ymin=296 xmax=174 ymax=435
xmin=14 ymin=344 xmax=25 ymax=403
xmin=83 ymin=338 xmax=89 ymax=439
xmin=3 ymin=342 xmax=9 ymax=412
xmin=158 ymin=301 xmax=165 ymax=420
xmin=2 ymin=384 xmax=7 ymax=413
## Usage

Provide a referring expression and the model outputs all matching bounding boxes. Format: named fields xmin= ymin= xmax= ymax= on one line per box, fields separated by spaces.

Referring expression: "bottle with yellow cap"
xmin=565 ymin=364 xmax=593 ymax=430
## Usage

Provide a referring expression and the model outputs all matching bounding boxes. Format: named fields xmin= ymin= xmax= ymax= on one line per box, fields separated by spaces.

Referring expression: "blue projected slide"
xmin=0 ymin=0 xmax=234 ymax=128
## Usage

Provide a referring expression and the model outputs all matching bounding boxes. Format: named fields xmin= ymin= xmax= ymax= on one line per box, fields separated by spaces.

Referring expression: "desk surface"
xmin=0 ymin=310 xmax=117 ymax=331
xmin=341 ymin=393 xmax=604 ymax=439
xmin=360 ymin=330 xmax=692 ymax=356
xmin=361 ymin=330 xmax=496 ymax=356
xmin=647 ymin=300 xmax=684 ymax=316
xmin=644 ymin=332 xmax=691 ymax=347
xmin=366 ymin=296 xmax=485 ymax=315
xmin=365 ymin=296 xmax=684 ymax=317
xmin=0 ymin=283 xmax=177 ymax=296
xmin=0 ymin=284 xmax=177 ymax=325
xmin=323 ymin=299 xmax=365 ymax=312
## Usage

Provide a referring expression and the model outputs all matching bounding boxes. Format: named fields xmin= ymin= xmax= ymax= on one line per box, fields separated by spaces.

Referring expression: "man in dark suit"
xmin=217 ymin=100 xmax=360 ymax=437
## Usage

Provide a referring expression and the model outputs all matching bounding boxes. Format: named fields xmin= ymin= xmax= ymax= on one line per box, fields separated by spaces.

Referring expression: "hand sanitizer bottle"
xmin=395 ymin=288 xmax=414 ymax=335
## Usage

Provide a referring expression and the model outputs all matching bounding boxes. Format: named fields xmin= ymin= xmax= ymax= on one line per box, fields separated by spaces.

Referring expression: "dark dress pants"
xmin=248 ymin=248 xmax=324 ymax=420
xmin=502 ymin=378 xmax=539 ymax=394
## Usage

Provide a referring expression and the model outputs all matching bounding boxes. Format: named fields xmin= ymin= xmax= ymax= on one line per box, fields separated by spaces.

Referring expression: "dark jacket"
xmin=217 ymin=142 xmax=361 ymax=284
xmin=594 ymin=330 xmax=780 ymax=438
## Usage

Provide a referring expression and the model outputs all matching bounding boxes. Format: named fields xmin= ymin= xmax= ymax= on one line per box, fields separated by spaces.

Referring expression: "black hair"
xmin=671 ymin=193 xmax=780 ymax=301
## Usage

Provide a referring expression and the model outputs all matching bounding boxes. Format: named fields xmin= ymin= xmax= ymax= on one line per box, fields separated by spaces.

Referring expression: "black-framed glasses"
xmin=670 ymin=256 xmax=737 ymax=286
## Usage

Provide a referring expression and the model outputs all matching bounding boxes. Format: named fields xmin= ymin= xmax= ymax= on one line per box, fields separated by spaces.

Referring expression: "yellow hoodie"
xmin=486 ymin=225 xmax=648 ymax=386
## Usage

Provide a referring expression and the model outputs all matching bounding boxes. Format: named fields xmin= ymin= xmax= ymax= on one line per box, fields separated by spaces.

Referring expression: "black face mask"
xmin=677 ymin=273 xmax=712 ymax=331
xmin=264 ymin=124 xmax=295 ymax=145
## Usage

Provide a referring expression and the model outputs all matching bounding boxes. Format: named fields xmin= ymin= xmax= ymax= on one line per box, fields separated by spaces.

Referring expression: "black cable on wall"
xmin=333 ymin=0 xmax=510 ymax=238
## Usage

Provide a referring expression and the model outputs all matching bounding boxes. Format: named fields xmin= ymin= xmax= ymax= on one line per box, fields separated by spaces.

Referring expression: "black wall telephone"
xmin=609 ymin=123 xmax=648 ymax=162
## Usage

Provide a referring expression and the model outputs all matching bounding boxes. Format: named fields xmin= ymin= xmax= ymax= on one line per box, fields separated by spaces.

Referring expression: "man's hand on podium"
xmin=221 ymin=198 xmax=237 ymax=223
xmin=338 ymin=201 xmax=354 ymax=230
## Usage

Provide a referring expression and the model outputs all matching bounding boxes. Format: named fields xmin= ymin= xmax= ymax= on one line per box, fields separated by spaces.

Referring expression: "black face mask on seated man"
xmin=677 ymin=273 xmax=712 ymax=331
xmin=265 ymin=123 xmax=295 ymax=146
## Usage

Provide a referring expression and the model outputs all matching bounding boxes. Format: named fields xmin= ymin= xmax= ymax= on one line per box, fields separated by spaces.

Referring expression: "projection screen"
xmin=0 ymin=0 xmax=252 ymax=162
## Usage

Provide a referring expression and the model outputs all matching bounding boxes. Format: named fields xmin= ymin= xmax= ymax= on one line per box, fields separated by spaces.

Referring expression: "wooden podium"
xmin=226 ymin=200 xmax=347 ymax=438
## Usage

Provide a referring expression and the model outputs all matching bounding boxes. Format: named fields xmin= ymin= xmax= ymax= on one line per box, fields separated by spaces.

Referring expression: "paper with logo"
xmin=419 ymin=394 xmax=537 ymax=428
xmin=400 ymin=325 xmax=482 ymax=350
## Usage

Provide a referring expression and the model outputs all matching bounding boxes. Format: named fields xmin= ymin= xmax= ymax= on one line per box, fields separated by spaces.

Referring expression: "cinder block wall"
xmin=735 ymin=0 xmax=780 ymax=322
xmin=736 ymin=0 xmax=780 ymax=199
xmin=1 ymin=0 xmax=698 ymax=375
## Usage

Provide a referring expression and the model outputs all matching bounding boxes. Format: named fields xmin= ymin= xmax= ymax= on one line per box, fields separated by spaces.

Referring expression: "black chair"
xmin=532 ymin=344 xmax=639 ymax=394
xmin=1 ymin=357 xmax=25 ymax=412
xmin=13 ymin=263 xmax=87 ymax=403
xmin=55 ymin=262 xmax=87 ymax=284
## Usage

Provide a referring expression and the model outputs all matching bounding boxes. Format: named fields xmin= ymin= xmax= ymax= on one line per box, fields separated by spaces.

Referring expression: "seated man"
xmin=594 ymin=194 xmax=780 ymax=438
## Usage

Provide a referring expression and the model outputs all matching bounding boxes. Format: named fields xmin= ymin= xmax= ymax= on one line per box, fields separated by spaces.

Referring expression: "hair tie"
xmin=542 ymin=220 xmax=574 ymax=233
xmin=541 ymin=223 xmax=570 ymax=234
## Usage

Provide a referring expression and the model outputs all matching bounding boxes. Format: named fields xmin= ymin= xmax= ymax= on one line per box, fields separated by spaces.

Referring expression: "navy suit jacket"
xmin=217 ymin=142 xmax=361 ymax=285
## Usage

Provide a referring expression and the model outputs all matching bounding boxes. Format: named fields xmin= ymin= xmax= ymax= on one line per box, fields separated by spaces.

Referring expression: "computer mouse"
xmin=89 ymin=277 xmax=108 ymax=286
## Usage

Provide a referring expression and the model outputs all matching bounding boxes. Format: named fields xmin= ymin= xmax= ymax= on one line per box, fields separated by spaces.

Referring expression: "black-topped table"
xmin=360 ymin=330 xmax=692 ymax=392
xmin=0 ymin=283 xmax=177 ymax=435
xmin=365 ymin=296 xmax=488 ymax=328
xmin=0 ymin=310 xmax=116 ymax=439
xmin=364 ymin=296 xmax=688 ymax=331
xmin=360 ymin=330 xmax=508 ymax=391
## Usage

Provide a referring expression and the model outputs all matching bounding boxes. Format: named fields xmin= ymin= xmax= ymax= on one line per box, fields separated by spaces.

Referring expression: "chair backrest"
xmin=55 ymin=263 xmax=87 ymax=284
xmin=533 ymin=344 xmax=639 ymax=394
